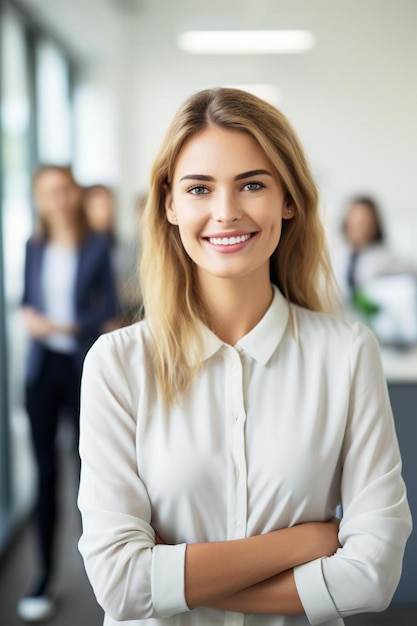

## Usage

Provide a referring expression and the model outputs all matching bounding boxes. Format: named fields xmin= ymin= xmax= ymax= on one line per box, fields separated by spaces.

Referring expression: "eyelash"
xmin=186 ymin=181 xmax=265 ymax=195
xmin=187 ymin=185 xmax=209 ymax=195
xmin=242 ymin=182 xmax=265 ymax=192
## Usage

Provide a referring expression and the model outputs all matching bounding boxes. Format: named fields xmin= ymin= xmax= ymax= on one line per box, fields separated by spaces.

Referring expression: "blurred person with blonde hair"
xmin=19 ymin=165 xmax=117 ymax=622
xmin=78 ymin=88 xmax=411 ymax=626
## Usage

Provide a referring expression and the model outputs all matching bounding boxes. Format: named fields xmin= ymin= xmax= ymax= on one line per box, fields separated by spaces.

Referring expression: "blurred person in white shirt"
xmin=332 ymin=195 xmax=409 ymax=304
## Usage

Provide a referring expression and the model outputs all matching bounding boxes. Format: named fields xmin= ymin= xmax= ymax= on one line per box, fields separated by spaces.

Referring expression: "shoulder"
xmin=81 ymin=232 xmax=113 ymax=255
xmin=83 ymin=320 xmax=152 ymax=378
xmin=292 ymin=305 xmax=379 ymax=357
xmin=25 ymin=236 xmax=44 ymax=253
xmin=293 ymin=305 xmax=351 ymax=335
xmin=24 ymin=238 xmax=46 ymax=272
xmin=360 ymin=242 xmax=391 ymax=262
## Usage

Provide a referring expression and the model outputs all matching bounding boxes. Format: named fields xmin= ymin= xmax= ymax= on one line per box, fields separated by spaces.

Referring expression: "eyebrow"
xmin=179 ymin=169 xmax=273 ymax=183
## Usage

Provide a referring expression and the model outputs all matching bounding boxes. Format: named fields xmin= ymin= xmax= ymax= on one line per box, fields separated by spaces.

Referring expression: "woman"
xmin=83 ymin=184 xmax=116 ymax=238
xmin=19 ymin=165 xmax=117 ymax=622
xmin=83 ymin=183 xmax=142 ymax=328
xmin=83 ymin=183 xmax=122 ymax=329
xmin=78 ymin=89 xmax=411 ymax=625
xmin=332 ymin=196 xmax=407 ymax=304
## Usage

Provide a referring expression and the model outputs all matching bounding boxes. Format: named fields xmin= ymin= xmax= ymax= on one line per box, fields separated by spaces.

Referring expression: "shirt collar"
xmin=236 ymin=285 xmax=290 ymax=364
xmin=199 ymin=285 xmax=290 ymax=365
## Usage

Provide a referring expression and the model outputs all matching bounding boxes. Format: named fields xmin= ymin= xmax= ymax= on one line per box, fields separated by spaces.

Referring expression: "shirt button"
xmin=235 ymin=466 xmax=240 ymax=479
xmin=233 ymin=413 xmax=239 ymax=423
xmin=235 ymin=520 xmax=241 ymax=528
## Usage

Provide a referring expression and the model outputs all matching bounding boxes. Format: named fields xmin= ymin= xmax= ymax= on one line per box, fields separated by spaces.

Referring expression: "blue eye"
xmin=243 ymin=182 xmax=264 ymax=191
xmin=188 ymin=186 xmax=209 ymax=195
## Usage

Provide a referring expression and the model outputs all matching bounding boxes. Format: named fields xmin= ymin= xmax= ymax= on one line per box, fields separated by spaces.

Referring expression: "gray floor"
xmin=0 ymin=449 xmax=416 ymax=625
xmin=0 ymin=449 xmax=103 ymax=626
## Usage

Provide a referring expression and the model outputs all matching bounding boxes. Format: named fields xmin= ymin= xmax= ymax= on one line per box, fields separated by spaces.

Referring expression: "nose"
xmin=212 ymin=190 xmax=242 ymax=223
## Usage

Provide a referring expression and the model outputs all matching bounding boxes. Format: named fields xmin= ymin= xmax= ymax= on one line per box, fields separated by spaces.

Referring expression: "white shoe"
xmin=17 ymin=595 xmax=55 ymax=622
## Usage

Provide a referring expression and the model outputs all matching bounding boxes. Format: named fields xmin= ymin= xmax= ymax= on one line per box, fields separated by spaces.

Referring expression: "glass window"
xmin=36 ymin=39 xmax=72 ymax=165
xmin=0 ymin=7 xmax=35 ymax=541
xmin=0 ymin=9 xmax=74 ymax=549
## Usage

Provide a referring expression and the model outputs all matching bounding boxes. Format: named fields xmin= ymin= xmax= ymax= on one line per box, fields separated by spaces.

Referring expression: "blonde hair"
xmin=140 ymin=87 xmax=335 ymax=405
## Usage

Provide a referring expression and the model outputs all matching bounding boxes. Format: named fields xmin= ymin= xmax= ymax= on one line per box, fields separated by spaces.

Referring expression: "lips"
xmin=202 ymin=231 xmax=257 ymax=253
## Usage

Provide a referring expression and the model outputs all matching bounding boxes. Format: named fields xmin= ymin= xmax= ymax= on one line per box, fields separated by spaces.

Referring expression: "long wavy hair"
xmin=140 ymin=87 xmax=335 ymax=405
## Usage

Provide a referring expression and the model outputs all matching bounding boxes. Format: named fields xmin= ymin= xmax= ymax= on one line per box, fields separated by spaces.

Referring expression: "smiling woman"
xmin=164 ymin=126 xmax=293 ymax=305
xmin=77 ymin=87 xmax=411 ymax=626
xmin=142 ymin=89 xmax=332 ymax=403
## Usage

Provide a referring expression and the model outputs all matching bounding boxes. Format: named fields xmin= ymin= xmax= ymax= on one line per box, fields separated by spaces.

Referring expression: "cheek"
xmin=271 ymin=222 xmax=283 ymax=249
xmin=175 ymin=219 xmax=202 ymax=260
xmin=262 ymin=215 xmax=284 ymax=257
xmin=176 ymin=209 xmax=205 ymax=239
xmin=177 ymin=229 xmax=201 ymax=259
xmin=264 ymin=211 xmax=283 ymax=238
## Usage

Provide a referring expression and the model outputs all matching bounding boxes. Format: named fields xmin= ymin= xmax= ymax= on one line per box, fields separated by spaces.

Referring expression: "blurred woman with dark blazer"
xmin=18 ymin=165 xmax=117 ymax=622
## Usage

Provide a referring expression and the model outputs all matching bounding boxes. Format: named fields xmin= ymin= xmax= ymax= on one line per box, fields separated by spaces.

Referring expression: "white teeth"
xmin=208 ymin=234 xmax=251 ymax=245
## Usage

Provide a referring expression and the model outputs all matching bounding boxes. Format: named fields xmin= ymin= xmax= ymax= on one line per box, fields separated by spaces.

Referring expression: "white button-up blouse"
xmin=78 ymin=286 xmax=412 ymax=626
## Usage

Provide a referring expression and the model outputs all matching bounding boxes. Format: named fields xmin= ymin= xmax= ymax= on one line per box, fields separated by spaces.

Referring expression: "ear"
xmin=282 ymin=200 xmax=295 ymax=221
xmin=164 ymin=183 xmax=177 ymax=225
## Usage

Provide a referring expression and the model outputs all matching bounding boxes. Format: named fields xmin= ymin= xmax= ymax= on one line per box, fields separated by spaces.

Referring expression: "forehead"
xmin=349 ymin=203 xmax=374 ymax=219
xmin=36 ymin=170 xmax=74 ymax=189
xmin=173 ymin=126 xmax=273 ymax=179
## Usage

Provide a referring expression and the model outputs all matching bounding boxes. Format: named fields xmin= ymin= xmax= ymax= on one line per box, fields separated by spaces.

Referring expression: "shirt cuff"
xmin=151 ymin=543 xmax=189 ymax=617
xmin=294 ymin=558 xmax=341 ymax=625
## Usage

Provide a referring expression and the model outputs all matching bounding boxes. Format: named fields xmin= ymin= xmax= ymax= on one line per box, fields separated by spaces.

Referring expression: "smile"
xmin=207 ymin=234 xmax=252 ymax=246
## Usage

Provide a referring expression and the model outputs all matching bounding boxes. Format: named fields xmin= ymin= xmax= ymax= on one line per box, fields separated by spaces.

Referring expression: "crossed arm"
xmin=156 ymin=519 xmax=340 ymax=614
xmin=22 ymin=306 xmax=78 ymax=338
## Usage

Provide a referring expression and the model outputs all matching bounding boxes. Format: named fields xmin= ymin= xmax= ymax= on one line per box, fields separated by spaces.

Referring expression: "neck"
xmin=48 ymin=223 xmax=78 ymax=246
xmin=197 ymin=268 xmax=273 ymax=345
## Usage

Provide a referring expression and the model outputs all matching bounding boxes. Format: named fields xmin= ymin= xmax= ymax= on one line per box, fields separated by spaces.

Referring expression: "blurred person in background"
xmin=83 ymin=184 xmax=120 ymax=330
xmin=83 ymin=184 xmax=117 ymax=242
xmin=84 ymin=183 xmax=142 ymax=328
xmin=332 ymin=195 xmax=408 ymax=304
xmin=18 ymin=165 xmax=118 ymax=622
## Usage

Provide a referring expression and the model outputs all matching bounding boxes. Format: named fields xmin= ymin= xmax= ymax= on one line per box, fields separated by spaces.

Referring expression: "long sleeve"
xmin=21 ymin=239 xmax=43 ymax=310
xmin=294 ymin=323 xmax=412 ymax=624
xmin=77 ymin=333 xmax=189 ymax=621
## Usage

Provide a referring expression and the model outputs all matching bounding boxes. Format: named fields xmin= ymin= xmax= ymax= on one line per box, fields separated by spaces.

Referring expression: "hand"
xmin=23 ymin=308 xmax=78 ymax=338
xmin=154 ymin=532 xmax=166 ymax=545
xmin=23 ymin=308 xmax=54 ymax=339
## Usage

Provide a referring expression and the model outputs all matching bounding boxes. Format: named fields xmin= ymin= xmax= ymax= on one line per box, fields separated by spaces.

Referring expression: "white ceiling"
xmin=18 ymin=0 xmax=417 ymax=68
xmin=17 ymin=0 xmax=417 ymax=129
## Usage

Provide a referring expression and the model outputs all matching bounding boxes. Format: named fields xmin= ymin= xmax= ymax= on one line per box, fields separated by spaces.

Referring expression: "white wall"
xmin=127 ymin=0 xmax=417 ymax=260
xmin=20 ymin=0 xmax=417 ymax=260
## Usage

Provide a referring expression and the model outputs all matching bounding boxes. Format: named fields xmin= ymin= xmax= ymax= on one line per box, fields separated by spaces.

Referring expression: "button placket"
xmin=225 ymin=347 xmax=247 ymax=541
xmin=224 ymin=349 xmax=247 ymax=626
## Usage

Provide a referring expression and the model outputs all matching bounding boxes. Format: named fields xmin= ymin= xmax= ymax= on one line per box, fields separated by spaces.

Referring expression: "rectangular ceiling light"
xmin=177 ymin=30 xmax=315 ymax=54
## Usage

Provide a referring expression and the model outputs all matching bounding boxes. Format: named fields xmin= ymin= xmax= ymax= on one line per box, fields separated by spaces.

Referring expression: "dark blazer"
xmin=22 ymin=232 xmax=118 ymax=384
